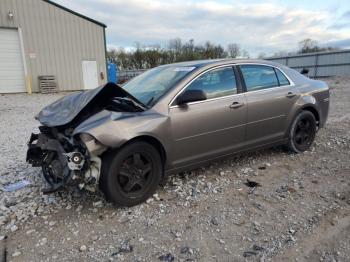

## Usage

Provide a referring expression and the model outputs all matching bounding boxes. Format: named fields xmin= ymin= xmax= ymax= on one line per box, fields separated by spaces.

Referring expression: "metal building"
xmin=0 ymin=0 xmax=107 ymax=93
xmin=267 ymin=49 xmax=350 ymax=78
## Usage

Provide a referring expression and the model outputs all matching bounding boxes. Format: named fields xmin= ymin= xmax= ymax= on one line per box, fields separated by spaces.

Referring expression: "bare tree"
xmin=298 ymin=38 xmax=319 ymax=54
xmin=227 ymin=43 xmax=240 ymax=58
xmin=168 ymin=38 xmax=182 ymax=53
xmin=298 ymin=38 xmax=339 ymax=54
xmin=106 ymin=48 xmax=118 ymax=64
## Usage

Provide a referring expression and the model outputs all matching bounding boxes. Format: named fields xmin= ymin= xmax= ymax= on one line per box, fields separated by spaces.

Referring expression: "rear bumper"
xmin=319 ymin=97 xmax=330 ymax=128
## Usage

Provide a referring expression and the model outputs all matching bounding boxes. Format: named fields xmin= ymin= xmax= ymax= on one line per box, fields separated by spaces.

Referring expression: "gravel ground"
xmin=0 ymin=77 xmax=349 ymax=262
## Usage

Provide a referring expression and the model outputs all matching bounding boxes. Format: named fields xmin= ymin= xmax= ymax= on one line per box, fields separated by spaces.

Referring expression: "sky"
xmin=52 ymin=0 xmax=350 ymax=57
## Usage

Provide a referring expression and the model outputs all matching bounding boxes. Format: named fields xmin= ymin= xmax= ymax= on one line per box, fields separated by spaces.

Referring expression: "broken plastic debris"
xmin=3 ymin=180 xmax=31 ymax=192
xmin=158 ymin=253 xmax=175 ymax=262
xmin=244 ymin=179 xmax=261 ymax=188
xmin=243 ymin=250 xmax=258 ymax=257
xmin=245 ymin=179 xmax=261 ymax=194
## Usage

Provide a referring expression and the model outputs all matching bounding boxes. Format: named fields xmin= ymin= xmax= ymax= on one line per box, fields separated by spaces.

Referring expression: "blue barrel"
xmin=107 ymin=63 xmax=117 ymax=83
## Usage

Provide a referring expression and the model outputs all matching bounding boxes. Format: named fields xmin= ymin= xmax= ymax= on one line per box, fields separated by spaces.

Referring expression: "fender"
xmin=285 ymin=94 xmax=320 ymax=138
xmin=73 ymin=110 xmax=171 ymax=157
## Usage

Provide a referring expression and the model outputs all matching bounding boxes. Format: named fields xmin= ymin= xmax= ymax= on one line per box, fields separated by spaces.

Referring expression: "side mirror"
xmin=176 ymin=89 xmax=207 ymax=105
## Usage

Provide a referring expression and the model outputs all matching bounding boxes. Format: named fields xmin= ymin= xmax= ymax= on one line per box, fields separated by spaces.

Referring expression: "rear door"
xmin=238 ymin=64 xmax=299 ymax=146
xmin=169 ymin=66 xmax=247 ymax=168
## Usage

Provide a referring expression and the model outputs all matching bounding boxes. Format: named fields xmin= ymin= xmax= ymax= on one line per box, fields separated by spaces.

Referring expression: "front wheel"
xmin=287 ymin=111 xmax=317 ymax=153
xmin=100 ymin=142 xmax=163 ymax=207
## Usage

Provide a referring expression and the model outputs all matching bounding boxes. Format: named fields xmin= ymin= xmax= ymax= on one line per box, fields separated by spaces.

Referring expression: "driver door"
xmin=168 ymin=66 xmax=247 ymax=168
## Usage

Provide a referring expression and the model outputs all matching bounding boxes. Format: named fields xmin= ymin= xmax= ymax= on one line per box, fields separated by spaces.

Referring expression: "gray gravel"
xmin=0 ymin=78 xmax=349 ymax=261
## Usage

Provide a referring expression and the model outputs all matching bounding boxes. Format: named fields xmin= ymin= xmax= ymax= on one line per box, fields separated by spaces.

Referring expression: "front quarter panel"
xmin=73 ymin=110 xmax=170 ymax=151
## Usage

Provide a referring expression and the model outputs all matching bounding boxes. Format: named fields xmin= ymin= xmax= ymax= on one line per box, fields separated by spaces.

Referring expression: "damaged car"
xmin=27 ymin=59 xmax=330 ymax=206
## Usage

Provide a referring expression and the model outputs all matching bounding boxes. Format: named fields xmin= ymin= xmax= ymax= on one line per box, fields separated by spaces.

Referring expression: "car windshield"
xmin=122 ymin=65 xmax=196 ymax=107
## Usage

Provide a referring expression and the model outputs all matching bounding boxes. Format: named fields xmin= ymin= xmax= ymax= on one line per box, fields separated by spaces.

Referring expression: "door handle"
xmin=286 ymin=92 xmax=296 ymax=98
xmin=229 ymin=102 xmax=244 ymax=109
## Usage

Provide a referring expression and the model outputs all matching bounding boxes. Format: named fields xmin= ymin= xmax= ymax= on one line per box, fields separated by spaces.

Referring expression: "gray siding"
xmin=267 ymin=49 xmax=350 ymax=78
xmin=0 ymin=0 xmax=107 ymax=91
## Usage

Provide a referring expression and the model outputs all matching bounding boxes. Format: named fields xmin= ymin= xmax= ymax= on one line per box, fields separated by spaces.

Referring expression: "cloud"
xmin=52 ymin=0 xmax=350 ymax=56
xmin=321 ymin=38 xmax=350 ymax=49
xmin=330 ymin=10 xmax=350 ymax=30
xmin=341 ymin=10 xmax=350 ymax=19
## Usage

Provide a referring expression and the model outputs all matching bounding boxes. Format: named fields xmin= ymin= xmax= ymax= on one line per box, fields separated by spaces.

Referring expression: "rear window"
xmin=240 ymin=65 xmax=279 ymax=91
xmin=275 ymin=68 xmax=290 ymax=86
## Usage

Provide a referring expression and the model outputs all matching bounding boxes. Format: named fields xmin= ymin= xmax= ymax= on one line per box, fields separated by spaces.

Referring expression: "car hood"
xmin=36 ymin=83 xmax=142 ymax=127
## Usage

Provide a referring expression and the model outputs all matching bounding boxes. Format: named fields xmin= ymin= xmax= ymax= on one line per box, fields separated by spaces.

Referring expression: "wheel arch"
xmin=300 ymin=105 xmax=320 ymax=126
xmin=286 ymin=103 xmax=320 ymax=139
xmin=121 ymin=135 xmax=167 ymax=166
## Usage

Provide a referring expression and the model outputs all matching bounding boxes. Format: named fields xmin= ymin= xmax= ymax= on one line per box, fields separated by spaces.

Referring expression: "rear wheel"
xmin=287 ymin=111 xmax=317 ymax=153
xmin=100 ymin=141 xmax=163 ymax=207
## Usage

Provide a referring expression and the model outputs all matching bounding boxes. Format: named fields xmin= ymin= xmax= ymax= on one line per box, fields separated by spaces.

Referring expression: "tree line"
xmin=107 ymin=38 xmax=339 ymax=70
xmin=107 ymin=38 xmax=249 ymax=70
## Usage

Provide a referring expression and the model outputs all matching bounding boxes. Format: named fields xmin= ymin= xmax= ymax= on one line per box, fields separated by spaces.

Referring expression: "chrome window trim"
xmin=239 ymin=83 xmax=291 ymax=96
xmin=168 ymin=62 xmax=295 ymax=109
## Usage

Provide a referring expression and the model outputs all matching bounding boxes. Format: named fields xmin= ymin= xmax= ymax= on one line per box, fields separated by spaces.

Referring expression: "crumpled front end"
xmin=26 ymin=83 xmax=148 ymax=194
xmin=27 ymin=83 xmax=149 ymax=193
xmin=26 ymin=126 xmax=106 ymax=193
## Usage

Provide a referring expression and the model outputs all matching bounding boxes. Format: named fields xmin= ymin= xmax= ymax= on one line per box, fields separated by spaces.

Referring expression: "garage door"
xmin=0 ymin=28 xmax=26 ymax=93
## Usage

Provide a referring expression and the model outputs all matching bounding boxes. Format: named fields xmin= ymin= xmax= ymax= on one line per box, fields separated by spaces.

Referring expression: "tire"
xmin=287 ymin=110 xmax=317 ymax=153
xmin=100 ymin=141 xmax=163 ymax=207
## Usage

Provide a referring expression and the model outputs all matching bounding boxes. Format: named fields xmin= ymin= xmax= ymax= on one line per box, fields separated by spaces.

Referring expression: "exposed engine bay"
xmin=26 ymin=128 xmax=105 ymax=193
xmin=26 ymin=83 xmax=146 ymax=193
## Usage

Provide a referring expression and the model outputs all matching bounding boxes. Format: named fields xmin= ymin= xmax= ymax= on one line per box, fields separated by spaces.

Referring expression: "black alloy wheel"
xmin=100 ymin=141 xmax=163 ymax=207
xmin=288 ymin=110 xmax=317 ymax=153
xmin=118 ymin=152 xmax=153 ymax=198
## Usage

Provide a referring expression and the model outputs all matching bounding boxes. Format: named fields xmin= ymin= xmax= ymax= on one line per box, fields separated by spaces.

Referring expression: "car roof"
xmin=161 ymin=59 xmax=281 ymax=68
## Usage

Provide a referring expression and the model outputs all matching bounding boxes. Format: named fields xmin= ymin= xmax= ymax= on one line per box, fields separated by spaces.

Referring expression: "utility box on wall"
xmin=108 ymin=63 xmax=117 ymax=84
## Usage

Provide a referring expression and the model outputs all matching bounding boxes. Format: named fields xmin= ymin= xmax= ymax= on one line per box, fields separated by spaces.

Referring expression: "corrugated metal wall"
xmin=0 ymin=0 xmax=107 ymax=92
xmin=267 ymin=49 xmax=350 ymax=78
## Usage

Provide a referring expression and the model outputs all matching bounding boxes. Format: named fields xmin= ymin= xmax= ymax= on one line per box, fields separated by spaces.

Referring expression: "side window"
xmin=240 ymin=65 xmax=279 ymax=91
xmin=275 ymin=68 xmax=290 ymax=86
xmin=186 ymin=67 xmax=237 ymax=99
